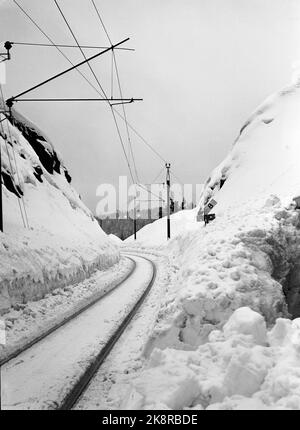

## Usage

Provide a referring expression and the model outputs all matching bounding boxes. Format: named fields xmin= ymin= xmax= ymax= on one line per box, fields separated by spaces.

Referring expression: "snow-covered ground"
xmin=117 ymin=72 xmax=300 ymax=409
xmin=0 ymin=108 xmax=119 ymax=314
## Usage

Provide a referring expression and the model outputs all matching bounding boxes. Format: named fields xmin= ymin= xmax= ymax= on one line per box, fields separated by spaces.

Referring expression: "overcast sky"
xmin=1 ymin=0 xmax=300 ymax=212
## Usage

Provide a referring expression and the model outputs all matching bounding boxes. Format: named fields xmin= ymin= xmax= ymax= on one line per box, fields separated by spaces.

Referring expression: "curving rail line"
xmin=61 ymin=255 xmax=156 ymax=410
xmin=1 ymin=254 xmax=157 ymax=410
xmin=0 ymin=257 xmax=137 ymax=367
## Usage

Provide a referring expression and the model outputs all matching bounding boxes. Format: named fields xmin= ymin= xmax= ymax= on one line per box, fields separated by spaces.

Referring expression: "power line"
xmin=90 ymin=0 xmax=140 ymax=184
xmin=13 ymin=0 xmax=184 ymax=191
xmin=13 ymin=0 xmax=170 ymax=170
xmin=52 ymin=0 xmax=108 ymax=98
xmin=53 ymin=0 xmax=137 ymax=186
xmin=0 ymin=85 xmax=28 ymax=228
xmin=90 ymin=0 xmax=112 ymax=45
xmin=112 ymin=48 xmax=140 ymax=182
xmin=12 ymin=0 xmax=107 ymax=99
xmin=151 ymin=166 xmax=165 ymax=184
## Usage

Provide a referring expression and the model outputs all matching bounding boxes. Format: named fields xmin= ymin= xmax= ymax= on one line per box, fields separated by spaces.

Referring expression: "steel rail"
xmin=59 ymin=255 xmax=157 ymax=410
xmin=0 ymin=256 xmax=136 ymax=367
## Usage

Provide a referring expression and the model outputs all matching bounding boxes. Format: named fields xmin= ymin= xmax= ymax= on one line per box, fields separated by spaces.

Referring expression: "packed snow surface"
xmin=0 ymin=109 xmax=119 ymax=313
xmin=124 ymin=307 xmax=300 ymax=410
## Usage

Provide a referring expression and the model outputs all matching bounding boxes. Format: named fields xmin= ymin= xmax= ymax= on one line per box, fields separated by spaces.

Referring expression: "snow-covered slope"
xmin=125 ymin=209 xmax=197 ymax=248
xmin=198 ymin=71 xmax=300 ymax=216
xmin=122 ymin=74 xmax=300 ymax=409
xmin=0 ymin=109 xmax=119 ymax=314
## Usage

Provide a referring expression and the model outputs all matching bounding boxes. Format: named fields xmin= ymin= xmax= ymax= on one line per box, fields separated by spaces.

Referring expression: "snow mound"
xmin=223 ymin=307 xmax=267 ymax=345
xmin=125 ymin=209 xmax=197 ymax=247
xmin=124 ymin=308 xmax=300 ymax=410
xmin=109 ymin=234 xmax=124 ymax=245
xmin=0 ymin=109 xmax=119 ymax=313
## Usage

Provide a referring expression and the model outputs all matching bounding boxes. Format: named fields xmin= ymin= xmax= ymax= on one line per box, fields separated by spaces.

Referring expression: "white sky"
xmin=1 ymin=0 xmax=300 ymax=211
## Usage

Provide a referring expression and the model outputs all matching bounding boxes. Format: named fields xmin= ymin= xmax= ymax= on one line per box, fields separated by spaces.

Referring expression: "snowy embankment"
xmin=122 ymin=72 xmax=300 ymax=409
xmin=0 ymin=109 xmax=119 ymax=314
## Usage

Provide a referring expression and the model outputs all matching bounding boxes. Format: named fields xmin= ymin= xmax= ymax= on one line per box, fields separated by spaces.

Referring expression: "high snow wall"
xmin=120 ymin=74 xmax=300 ymax=410
xmin=0 ymin=109 xmax=119 ymax=314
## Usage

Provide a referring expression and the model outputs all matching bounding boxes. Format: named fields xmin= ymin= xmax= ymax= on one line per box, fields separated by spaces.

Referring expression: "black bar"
xmin=14 ymin=98 xmax=142 ymax=102
xmin=7 ymin=37 xmax=129 ymax=103
xmin=167 ymin=217 xmax=170 ymax=239
xmin=134 ymin=218 xmax=137 ymax=240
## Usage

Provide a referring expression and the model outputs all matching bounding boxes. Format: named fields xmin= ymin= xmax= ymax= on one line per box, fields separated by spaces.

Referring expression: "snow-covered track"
xmin=60 ymin=255 xmax=156 ymax=410
xmin=1 ymin=255 xmax=156 ymax=410
xmin=0 ymin=257 xmax=136 ymax=367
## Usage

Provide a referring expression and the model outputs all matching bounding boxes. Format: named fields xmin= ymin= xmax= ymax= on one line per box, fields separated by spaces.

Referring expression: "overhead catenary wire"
xmin=12 ymin=0 xmax=173 ymax=174
xmin=0 ymin=117 xmax=27 ymax=228
xmin=12 ymin=0 xmax=107 ymax=99
xmin=56 ymin=0 xmax=163 ymax=202
xmin=52 ymin=0 xmax=137 ymax=186
xmin=90 ymin=0 xmax=140 ymax=185
xmin=0 ymin=85 xmax=28 ymax=228
xmin=151 ymin=166 xmax=165 ymax=184
xmin=12 ymin=0 xmax=181 ymax=200
xmin=90 ymin=0 xmax=140 ymax=184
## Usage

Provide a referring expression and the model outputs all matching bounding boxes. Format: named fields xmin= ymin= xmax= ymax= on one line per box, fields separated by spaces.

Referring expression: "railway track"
xmin=61 ymin=255 xmax=156 ymax=410
xmin=1 ymin=254 xmax=156 ymax=410
xmin=0 ymin=256 xmax=136 ymax=367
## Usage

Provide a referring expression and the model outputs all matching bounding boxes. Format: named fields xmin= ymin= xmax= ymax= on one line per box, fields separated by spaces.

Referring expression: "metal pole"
xmin=166 ymin=163 xmax=171 ymax=239
xmin=6 ymin=37 xmax=130 ymax=105
xmin=13 ymin=98 xmax=142 ymax=102
xmin=134 ymin=196 xmax=137 ymax=240
xmin=0 ymin=131 xmax=3 ymax=232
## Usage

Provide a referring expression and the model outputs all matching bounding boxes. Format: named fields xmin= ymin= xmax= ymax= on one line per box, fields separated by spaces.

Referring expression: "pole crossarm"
xmin=10 ymin=41 xmax=134 ymax=51
xmin=6 ymin=37 xmax=130 ymax=107
xmin=12 ymin=98 xmax=143 ymax=103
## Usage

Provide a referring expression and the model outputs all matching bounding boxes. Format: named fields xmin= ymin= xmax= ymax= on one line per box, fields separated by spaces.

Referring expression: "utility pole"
xmin=166 ymin=163 xmax=171 ymax=239
xmin=0 ymin=41 xmax=12 ymax=232
xmin=134 ymin=196 xmax=137 ymax=240
xmin=0 ymin=128 xmax=2 ymax=232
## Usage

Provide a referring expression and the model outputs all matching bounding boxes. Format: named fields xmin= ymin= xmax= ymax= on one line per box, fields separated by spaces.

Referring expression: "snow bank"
xmin=0 ymin=109 xmax=119 ymax=313
xmin=109 ymin=234 xmax=124 ymax=245
xmin=125 ymin=209 xmax=197 ymax=248
xmin=120 ymin=73 xmax=300 ymax=409
xmin=124 ymin=307 xmax=300 ymax=410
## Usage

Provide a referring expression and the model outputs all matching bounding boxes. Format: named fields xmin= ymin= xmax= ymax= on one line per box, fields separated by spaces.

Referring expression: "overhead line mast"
xmin=6 ymin=38 xmax=132 ymax=110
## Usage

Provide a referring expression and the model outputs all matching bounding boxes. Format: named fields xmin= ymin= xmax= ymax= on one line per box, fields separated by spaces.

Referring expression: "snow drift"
xmin=0 ymin=108 xmax=119 ymax=314
xmin=124 ymin=307 xmax=300 ymax=410
xmin=122 ymin=72 xmax=300 ymax=409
